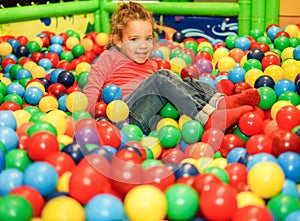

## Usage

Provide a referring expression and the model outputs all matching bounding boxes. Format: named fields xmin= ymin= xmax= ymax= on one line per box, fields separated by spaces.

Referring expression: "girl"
xmin=84 ymin=1 xmax=260 ymax=134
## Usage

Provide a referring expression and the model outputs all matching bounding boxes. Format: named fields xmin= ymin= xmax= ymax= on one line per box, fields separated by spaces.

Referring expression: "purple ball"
xmin=74 ymin=127 xmax=101 ymax=145
xmin=195 ymin=59 xmax=213 ymax=74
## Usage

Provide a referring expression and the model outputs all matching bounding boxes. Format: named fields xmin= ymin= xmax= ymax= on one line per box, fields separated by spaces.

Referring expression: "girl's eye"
xmin=145 ymin=37 xmax=153 ymax=42
xmin=130 ymin=38 xmax=138 ymax=42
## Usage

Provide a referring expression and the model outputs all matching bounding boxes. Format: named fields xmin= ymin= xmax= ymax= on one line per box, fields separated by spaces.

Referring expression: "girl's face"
xmin=117 ymin=20 xmax=154 ymax=64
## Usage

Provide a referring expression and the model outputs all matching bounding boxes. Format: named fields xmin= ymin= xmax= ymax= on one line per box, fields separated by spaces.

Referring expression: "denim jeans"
xmin=124 ymin=69 xmax=224 ymax=134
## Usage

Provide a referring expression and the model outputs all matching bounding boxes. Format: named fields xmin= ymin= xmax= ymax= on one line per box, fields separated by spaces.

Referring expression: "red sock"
xmin=205 ymin=105 xmax=253 ymax=131
xmin=218 ymin=88 xmax=260 ymax=109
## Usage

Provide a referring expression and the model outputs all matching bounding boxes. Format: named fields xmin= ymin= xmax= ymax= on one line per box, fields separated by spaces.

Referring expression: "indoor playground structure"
xmin=0 ymin=0 xmax=300 ymax=221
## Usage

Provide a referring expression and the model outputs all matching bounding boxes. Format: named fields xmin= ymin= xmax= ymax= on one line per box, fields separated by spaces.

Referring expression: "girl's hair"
xmin=110 ymin=1 xmax=155 ymax=44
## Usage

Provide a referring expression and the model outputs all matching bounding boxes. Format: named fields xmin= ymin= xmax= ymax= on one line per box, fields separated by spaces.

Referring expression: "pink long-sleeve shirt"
xmin=84 ymin=49 xmax=158 ymax=113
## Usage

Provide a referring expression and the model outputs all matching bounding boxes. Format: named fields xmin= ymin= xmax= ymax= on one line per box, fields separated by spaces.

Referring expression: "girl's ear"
xmin=112 ymin=34 xmax=122 ymax=47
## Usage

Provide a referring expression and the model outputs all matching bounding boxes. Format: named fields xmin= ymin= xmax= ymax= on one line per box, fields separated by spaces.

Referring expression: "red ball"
xmin=94 ymin=100 xmax=107 ymax=119
xmin=232 ymin=205 xmax=273 ymax=221
xmin=31 ymin=52 xmax=45 ymax=63
xmin=261 ymin=54 xmax=281 ymax=71
xmin=271 ymin=129 xmax=300 ymax=157
xmin=26 ymin=131 xmax=59 ymax=161
xmin=200 ymin=182 xmax=238 ymax=221
xmin=201 ymin=128 xmax=224 ymax=152
xmin=219 ymin=134 xmax=244 ymax=157
xmin=154 ymin=58 xmax=171 ymax=70
xmin=238 ymin=111 xmax=263 ymax=136
xmin=44 ymin=152 xmax=76 ymax=176
xmin=181 ymin=64 xmax=200 ymax=79
xmin=225 ymin=162 xmax=248 ymax=191
xmin=192 ymin=173 xmax=222 ymax=195
xmin=276 ymin=105 xmax=300 ymax=131
xmin=45 ymin=52 xmax=60 ymax=68
xmin=196 ymin=51 xmax=212 ymax=62
xmin=96 ymin=120 xmax=121 ymax=148
xmin=10 ymin=185 xmax=45 ymax=217
xmin=17 ymin=35 xmax=29 ymax=45
xmin=160 ymin=146 xmax=186 ymax=164
xmin=1 ymin=57 xmax=16 ymax=70
xmin=47 ymin=83 xmax=67 ymax=97
xmin=245 ymin=134 xmax=273 ymax=154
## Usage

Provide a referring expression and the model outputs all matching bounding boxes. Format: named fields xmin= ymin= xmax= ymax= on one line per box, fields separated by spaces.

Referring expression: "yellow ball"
xmin=270 ymin=100 xmax=292 ymax=120
xmin=281 ymin=47 xmax=294 ymax=61
xmin=75 ymin=62 xmax=91 ymax=75
xmin=170 ymin=57 xmax=186 ymax=74
xmin=239 ymin=54 xmax=248 ymax=67
xmin=281 ymin=58 xmax=296 ymax=69
xmin=31 ymin=36 xmax=44 ymax=48
xmin=124 ymin=185 xmax=167 ymax=221
xmin=65 ymin=92 xmax=88 ymax=113
xmin=178 ymin=114 xmax=192 ymax=130
xmin=31 ymin=65 xmax=46 ymax=79
xmin=57 ymin=171 xmax=72 ymax=192
xmin=80 ymin=38 xmax=94 ymax=52
xmin=236 ymin=191 xmax=265 ymax=208
xmin=284 ymin=24 xmax=300 ymax=37
xmin=217 ymin=56 xmax=236 ymax=72
xmin=141 ymin=136 xmax=162 ymax=159
xmin=0 ymin=76 xmax=12 ymax=86
xmin=156 ymin=117 xmax=179 ymax=132
xmin=41 ymin=196 xmax=85 ymax=221
xmin=95 ymin=32 xmax=109 ymax=47
xmin=57 ymin=134 xmax=73 ymax=146
xmin=39 ymin=95 xmax=59 ymax=113
xmin=197 ymin=42 xmax=213 ymax=51
xmin=23 ymin=61 xmax=38 ymax=72
xmin=283 ymin=61 xmax=300 ymax=82
xmin=158 ymin=46 xmax=171 ymax=60
xmin=106 ymin=100 xmax=129 ymax=123
xmin=245 ymin=68 xmax=264 ymax=87
xmin=42 ymin=110 xmax=67 ymax=135
xmin=207 ymin=158 xmax=228 ymax=169
xmin=248 ymin=161 xmax=285 ymax=199
xmin=26 ymin=81 xmax=46 ymax=94
xmin=66 ymin=36 xmax=80 ymax=50
xmin=12 ymin=110 xmax=31 ymax=128
xmin=264 ymin=65 xmax=284 ymax=82
xmin=213 ymin=47 xmax=229 ymax=63
xmin=0 ymin=42 xmax=13 ymax=56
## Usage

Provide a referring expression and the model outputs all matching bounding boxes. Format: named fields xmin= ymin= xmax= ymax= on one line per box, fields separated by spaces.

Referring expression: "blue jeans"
xmin=124 ymin=70 xmax=223 ymax=134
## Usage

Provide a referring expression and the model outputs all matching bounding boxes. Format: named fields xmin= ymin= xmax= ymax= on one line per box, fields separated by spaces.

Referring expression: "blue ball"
xmin=174 ymin=162 xmax=199 ymax=180
xmin=49 ymin=43 xmax=63 ymax=55
xmin=254 ymin=75 xmax=275 ymax=88
xmin=24 ymin=162 xmax=58 ymax=197
xmin=284 ymin=211 xmax=300 ymax=221
xmin=7 ymin=82 xmax=25 ymax=97
xmin=281 ymin=179 xmax=299 ymax=199
xmin=50 ymin=35 xmax=64 ymax=45
xmin=58 ymin=93 xmax=68 ymax=111
xmin=278 ymin=152 xmax=300 ymax=183
xmin=38 ymin=58 xmax=53 ymax=71
xmin=62 ymin=142 xmax=86 ymax=164
xmin=235 ymin=37 xmax=251 ymax=51
xmin=293 ymin=45 xmax=300 ymax=60
xmin=8 ymin=38 xmax=20 ymax=50
xmin=0 ymin=126 xmax=18 ymax=151
xmin=0 ymin=168 xmax=23 ymax=195
xmin=0 ymin=149 xmax=4 ymax=172
xmin=198 ymin=76 xmax=215 ymax=88
xmin=274 ymin=78 xmax=296 ymax=96
xmin=267 ymin=25 xmax=281 ymax=41
xmin=16 ymin=69 xmax=32 ymax=80
xmin=5 ymin=54 xmax=18 ymax=62
xmin=246 ymin=153 xmax=277 ymax=171
xmin=227 ymin=147 xmax=247 ymax=164
xmin=50 ymin=68 xmax=64 ymax=83
xmin=151 ymin=49 xmax=164 ymax=59
xmin=101 ymin=84 xmax=123 ymax=103
xmin=57 ymin=70 xmax=75 ymax=88
xmin=85 ymin=194 xmax=125 ymax=221
xmin=214 ymin=75 xmax=228 ymax=85
xmin=24 ymin=86 xmax=44 ymax=105
xmin=228 ymin=66 xmax=246 ymax=84
xmin=0 ymin=110 xmax=17 ymax=130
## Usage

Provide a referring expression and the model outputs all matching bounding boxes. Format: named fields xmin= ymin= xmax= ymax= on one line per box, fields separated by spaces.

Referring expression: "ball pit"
xmin=0 ymin=23 xmax=299 ymax=221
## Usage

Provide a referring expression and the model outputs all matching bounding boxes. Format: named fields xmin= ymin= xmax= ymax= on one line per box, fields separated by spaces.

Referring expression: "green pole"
xmin=238 ymin=0 xmax=252 ymax=36
xmin=265 ymin=0 xmax=280 ymax=27
xmin=251 ymin=0 xmax=266 ymax=32
xmin=0 ymin=1 xmax=98 ymax=24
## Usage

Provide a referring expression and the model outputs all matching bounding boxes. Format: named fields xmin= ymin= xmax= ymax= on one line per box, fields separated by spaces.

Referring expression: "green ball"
xmin=0 ymin=81 xmax=7 ymax=96
xmin=249 ymin=28 xmax=264 ymax=40
xmin=23 ymin=105 xmax=41 ymax=116
xmin=0 ymin=195 xmax=33 ymax=221
xmin=158 ymin=125 xmax=181 ymax=148
xmin=5 ymin=149 xmax=32 ymax=171
xmin=225 ymin=34 xmax=238 ymax=49
xmin=233 ymin=126 xmax=249 ymax=143
xmin=29 ymin=111 xmax=46 ymax=123
xmin=257 ymin=36 xmax=272 ymax=44
xmin=145 ymin=146 xmax=154 ymax=159
xmin=274 ymin=36 xmax=290 ymax=51
xmin=121 ymin=124 xmax=144 ymax=142
xmin=184 ymin=41 xmax=198 ymax=53
xmin=142 ymin=159 xmax=163 ymax=170
xmin=244 ymin=58 xmax=262 ymax=71
xmin=72 ymin=44 xmax=85 ymax=57
xmin=159 ymin=102 xmax=179 ymax=119
xmin=289 ymin=37 xmax=300 ymax=47
xmin=9 ymin=64 xmax=24 ymax=79
xmin=165 ymin=184 xmax=199 ymax=221
xmin=267 ymin=194 xmax=300 ymax=221
xmin=278 ymin=91 xmax=300 ymax=106
xmin=60 ymin=51 xmax=74 ymax=62
xmin=0 ymin=141 xmax=6 ymax=153
xmin=178 ymin=53 xmax=192 ymax=65
xmin=181 ymin=120 xmax=204 ymax=144
xmin=169 ymin=48 xmax=182 ymax=60
xmin=26 ymin=41 xmax=41 ymax=54
xmin=0 ymin=92 xmax=3 ymax=105
xmin=203 ymin=166 xmax=229 ymax=183
xmin=4 ymin=93 xmax=23 ymax=107
xmin=258 ymin=86 xmax=277 ymax=110
xmin=72 ymin=110 xmax=91 ymax=121
xmin=198 ymin=45 xmax=214 ymax=56
xmin=27 ymin=121 xmax=57 ymax=137
xmin=78 ymin=71 xmax=89 ymax=89
xmin=19 ymin=77 xmax=31 ymax=88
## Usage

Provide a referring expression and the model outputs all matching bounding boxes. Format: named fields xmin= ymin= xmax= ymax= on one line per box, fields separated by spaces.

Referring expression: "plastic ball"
xmin=277 ymin=152 xmax=300 ymax=183
xmin=248 ymin=161 xmax=284 ymax=198
xmin=66 ymin=92 xmax=88 ymax=113
xmin=72 ymin=44 xmax=85 ymax=57
xmin=0 ymin=126 xmax=18 ymax=152
xmin=276 ymin=105 xmax=300 ymax=130
xmin=285 ymin=211 xmax=300 ymax=221
xmin=0 ymin=168 xmax=24 ymax=195
xmin=57 ymin=70 xmax=75 ymax=88
xmin=181 ymin=120 xmax=204 ymax=144
xmin=95 ymin=32 xmax=109 ymax=47
xmin=0 ymin=110 xmax=17 ymax=129
xmin=274 ymin=78 xmax=296 ymax=96
xmin=38 ymin=95 xmax=58 ymax=113
xmin=238 ymin=111 xmax=263 ymax=136
xmin=124 ymin=185 xmax=167 ymax=221
xmin=41 ymin=196 xmax=85 ymax=221
xmin=270 ymin=100 xmax=292 ymax=119
xmin=245 ymin=134 xmax=272 ymax=154
xmin=0 ymin=42 xmax=13 ymax=56
xmin=271 ymin=129 xmax=300 ymax=157
xmin=158 ymin=125 xmax=181 ymax=148
xmin=235 ymin=37 xmax=251 ymax=50
xmin=0 ymin=195 xmax=33 ymax=221
xmin=75 ymin=62 xmax=91 ymax=75
xmin=254 ymin=75 xmax=275 ymax=88
xmin=106 ymin=100 xmax=129 ymax=123
xmin=228 ymin=66 xmax=246 ymax=84
xmin=217 ymin=57 xmax=236 ymax=72
xmin=24 ymin=86 xmax=43 ymax=105
xmin=121 ymin=124 xmax=143 ymax=142
xmin=101 ymin=84 xmax=123 ymax=103
xmin=244 ymin=58 xmax=262 ymax=71
xmin=274 ymin=36 xmax=290 ymax=51
xmin=195 ymin=58 xmax=213 ymax=74
xmin=236 ymin=191 xmax=265 ymax=208
xmin=278 ymin=91 xmax=300 ymax=105
xmin=245 ymin=68 xmax=264 ymax=87
xmin=281 ymin=47 xmax=295 ymax=60
xmin=232 ymin=205 xmax=273 ymax=221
